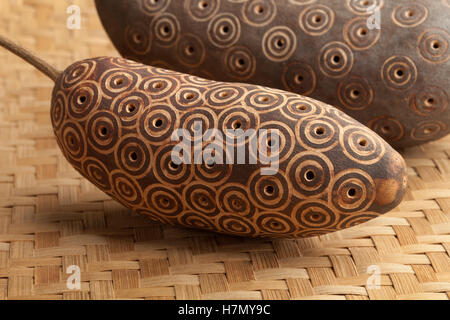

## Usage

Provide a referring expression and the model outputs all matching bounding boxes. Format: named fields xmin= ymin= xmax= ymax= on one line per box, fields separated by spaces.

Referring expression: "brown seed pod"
xmin=0 ymin=35 xmax=407 ymax=238
xmin=95 ymin=0 xmax=450 ymax=148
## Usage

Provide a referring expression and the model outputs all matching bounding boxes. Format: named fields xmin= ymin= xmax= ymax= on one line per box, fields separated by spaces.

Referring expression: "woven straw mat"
xmin=0 ymin=0 xmax=449 ymax=300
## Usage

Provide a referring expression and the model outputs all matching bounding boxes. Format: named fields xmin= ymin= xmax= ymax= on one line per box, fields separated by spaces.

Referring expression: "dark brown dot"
xmin=295 ymin=74 xmax=304 ymax=84
xmin=133 ymin=33 xmax=142 ymax=44
xmin=425 ymin=97 xmax=435 ymax=106
xmin=232 ymin=120 xmax=242 ymax=129
xmin=100 ymin=126 xmax=108 ymax=136
xmin=271 ymin=221 xmax=281 ymax=228
xmin=126 ymin=103 xmax=136 ymax=113
xmin=315 ymin=127 xmax=325 ymax=135
xmin=169 ymin=161 xmax=179 ymax=170
xmin=255 ymin=5 xmax=264 ymax=14
xmin=358 ymin=27 xmax=368 ymax=36
xmin=129 ymin=151 xmax=138 ymax=162
xmin=395 ymin=69 xmax=404 ymax=77
xmin=276 ymin=38 xmax=285 ymax=48
xmin=332 ymin=55 xmax=340 ymax=63
xmin=78 ymin=95 xmax=87 ymax=104
xmin=381 ymin=126 xmax=390 ymax=134
xmin=199 ymin=196 xmax=209 ymax=206
xmin=358 ymin=139 xmax=368 ymax=147
xmin=154 ymin=118 xmax=163 ymax=127
xmin=264 ymin=185 xmax=275 ymax=196
xmin=219 ymin=91 xmax=230 ymax=98
xmin=348 ymin=188 xmax=356 ymax=197
xmin=186 ymin=46 xmax=195 ymax=55
xmin=305 ymin=170 xmax=315 ymax=181
xmin=352 ymin=89 xmax=360 ymax=98
xmin=231 ymin=199 xmax=241 ymax=209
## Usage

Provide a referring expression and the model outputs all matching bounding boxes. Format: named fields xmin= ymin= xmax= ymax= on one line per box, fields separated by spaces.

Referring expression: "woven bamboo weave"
xmin=0 ymin=0 xmax=449 ymax=300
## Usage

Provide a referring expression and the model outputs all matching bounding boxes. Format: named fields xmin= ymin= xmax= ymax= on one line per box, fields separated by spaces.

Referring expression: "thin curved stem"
xmin=0 ymin=34 xmax=61 ymax=82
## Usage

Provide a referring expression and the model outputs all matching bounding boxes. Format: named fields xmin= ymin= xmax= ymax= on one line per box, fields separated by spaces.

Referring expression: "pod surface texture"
xmin=96 ymin=0 xmax=450 ymax=148
xmin=51 ymin=57 xmax=407 ymax=238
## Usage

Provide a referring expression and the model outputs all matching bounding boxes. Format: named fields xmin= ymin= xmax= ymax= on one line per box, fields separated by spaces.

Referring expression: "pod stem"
xmin=0 ymin=34 xmax=61 ymax=82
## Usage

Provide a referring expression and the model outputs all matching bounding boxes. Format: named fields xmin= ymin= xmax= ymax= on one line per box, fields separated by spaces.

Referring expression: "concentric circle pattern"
xmin=337 ymin=76 xmax=373 ymax=111
xmin=82 ymin=157 xmax=112 ymax=193
xmin=217 ymin=183 xmax=256 ymax=218
xmin=329 ymin=170 xmax=376 ymax=214
xmin=319 ymin=41 xmax=354 ymax=78
xmin=368 ymin=116 xmax=405 ymax=143
xmin=207 ymin=13 xmax=241 ymax=48
xmin=67 ymin=81 xmax=102 ymax=120
xmin=177 ymin=33 xmax=206 ymax=67
xmin=381 ymin=55 xmax=417 ymax=91
xmin=298 ymin=4 xmax=334 ymax=36
xmin=341 ymin=126 xmax=386 ymax=165
xmin=224 ymin=46 xmax=257 ymax=80
xmin=411 ymin=120 xmax=447 ymax=141
xmin=262 ymin=26 xmax=297 ymax=62
xmin=125 ymin=23 xmax=152 ymax=55
xmin=151 ymin=13 xmax=180 ymax=47
xmin=410 ymin=86 xmax=448 ymax=117
xmin=282 ymin=61 xmax=316 ymax=96
xmin=293 ymin=200 xmax=338 ymax=230
xmin=51 ymin=91 xmax=67 ymax=130
xmin=296 ymin=116 xmax=340 ymax=152
xmin=286 ymin=151 xmax=333 ymax=198
xmin=392 ymin=3 xmax=428 ymax=28
xmin=96 ymin=0 xmax=450 ymax=148
xmin=418 ymin=28 xmax=450 ymax=63
xmin=242 ymin=0 xmax=277 ymax=27
xmin=53 ymin=54 xmax=405 ymax=238
xmin=343 ymin=17 xmax=380 ymax=50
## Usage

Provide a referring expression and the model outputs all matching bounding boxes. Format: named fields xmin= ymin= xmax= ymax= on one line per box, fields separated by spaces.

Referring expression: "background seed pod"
xmin=96 ymin=0 xmax=450 ymax=148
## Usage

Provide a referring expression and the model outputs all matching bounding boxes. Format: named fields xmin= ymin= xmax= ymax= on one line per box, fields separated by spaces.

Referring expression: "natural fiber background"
xmin=0 ymin=0 xmax=449 ymax=300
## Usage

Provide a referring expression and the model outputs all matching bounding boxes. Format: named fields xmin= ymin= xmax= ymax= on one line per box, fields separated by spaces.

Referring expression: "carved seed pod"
xmin=0 ymin=36 xmax=407 ymax=238
xmin=95 ymin=0 xmax=450 ymax=148
xmin=49 ymin=56 xmax=407 ymax=238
